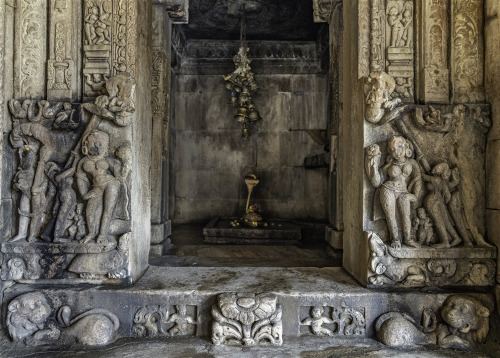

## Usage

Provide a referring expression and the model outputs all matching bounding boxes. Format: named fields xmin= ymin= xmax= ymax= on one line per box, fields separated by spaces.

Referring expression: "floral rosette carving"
xmin=212 ymin=293 xmax=283 ymax=346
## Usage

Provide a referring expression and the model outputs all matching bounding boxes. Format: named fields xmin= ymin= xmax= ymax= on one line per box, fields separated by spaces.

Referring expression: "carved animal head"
xmin=441 ymin=295 xmax=490 ymax=343
xmin=7 ymin=292 xmax=51 ymax=342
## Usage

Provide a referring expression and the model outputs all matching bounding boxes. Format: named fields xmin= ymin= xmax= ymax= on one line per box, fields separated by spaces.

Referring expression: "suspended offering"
xmin=223 ymin=6 xmax=261 ymax=138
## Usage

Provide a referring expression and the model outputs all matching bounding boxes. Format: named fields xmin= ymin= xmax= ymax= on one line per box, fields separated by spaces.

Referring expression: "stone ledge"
xmin=1 ymin=241 xmax=116 ymax=254
xmin=3 ymin=266 xmax=494 ymax=341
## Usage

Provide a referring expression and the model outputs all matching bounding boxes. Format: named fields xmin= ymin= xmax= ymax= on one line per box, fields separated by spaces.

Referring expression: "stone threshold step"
xmin=3 ymin=266 xmax=495 ymax=347
xmin=0 ymin=335 xmax=491 ymax=358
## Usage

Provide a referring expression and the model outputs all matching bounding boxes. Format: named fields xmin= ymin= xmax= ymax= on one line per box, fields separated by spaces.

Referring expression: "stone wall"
xmin=171 ymin=74 xmax=329 ymax=222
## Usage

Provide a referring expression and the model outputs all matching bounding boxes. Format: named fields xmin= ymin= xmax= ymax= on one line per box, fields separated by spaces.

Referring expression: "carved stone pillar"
xmin=47 ymin=0 xmax=79 ymax=101
xmin=451 ymin=0 xmax=485 ymax=103
xmin=484 ymin=0 xmax=500 ymax=303
xmin=313 ymin=1 xmax=344 ymax=249
xmin=418 ymin=0 xmax=450 ymax=103
xmin=14 ymin=0 xmax=48 ymax=99
xmin=149 ymin=0 xmax=188 ymax=254
xmin=150 ymin=3 xmax=173 ymax=253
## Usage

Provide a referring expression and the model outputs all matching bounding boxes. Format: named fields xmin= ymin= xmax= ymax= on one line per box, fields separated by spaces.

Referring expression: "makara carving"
xmin=376 ymin=295 xmax=491 ymax=348
xmin=364 ymin=72 xmax=405 ymax=125
xmin=133 ymin=305 xmax=197 ymax=337
xmin=212 ymin=293 xmax=283 ymax=346
xmin=300 ymin=303 xmax=366 ymax=337
xmin=6 ymin=291 xmax=120 ymax=346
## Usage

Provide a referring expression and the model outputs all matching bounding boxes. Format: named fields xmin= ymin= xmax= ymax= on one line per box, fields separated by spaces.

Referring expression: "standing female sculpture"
xmin=365 ymin=136 xmax=423 ymax=248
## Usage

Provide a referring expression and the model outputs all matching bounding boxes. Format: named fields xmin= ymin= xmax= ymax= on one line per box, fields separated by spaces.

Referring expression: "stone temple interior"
xmin=1 ymin=0 xmax=500 ymax=357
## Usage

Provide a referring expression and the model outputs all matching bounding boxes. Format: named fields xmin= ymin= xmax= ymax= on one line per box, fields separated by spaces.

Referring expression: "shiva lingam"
xmin=230 ymin=174 xmax=264 ymax=227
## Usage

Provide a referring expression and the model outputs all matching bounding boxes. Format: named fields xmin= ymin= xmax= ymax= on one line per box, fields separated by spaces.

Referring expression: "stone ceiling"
xmin=177 ymin=0 xmax=323 ymax=41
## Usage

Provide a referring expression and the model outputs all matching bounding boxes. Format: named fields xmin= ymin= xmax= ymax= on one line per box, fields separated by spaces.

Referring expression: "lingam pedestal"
xmin=203 ymin=175 xmax=301 ymax=244
xmin=203 ymin=217 xmax=301 ymax=245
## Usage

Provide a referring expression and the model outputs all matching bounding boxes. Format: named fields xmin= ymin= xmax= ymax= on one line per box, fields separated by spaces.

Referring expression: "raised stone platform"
xmin=2 ymin=266 xmax=495 ymax=350
xmin=203 ymin=217 xmax=302 ymax=245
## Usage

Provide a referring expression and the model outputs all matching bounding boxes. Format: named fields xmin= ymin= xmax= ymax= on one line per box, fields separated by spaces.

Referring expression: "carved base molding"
xmin=368 ymin=232 xmax=497 ymax=287
xmin=1 ymin=267 xmax=494 ymax=352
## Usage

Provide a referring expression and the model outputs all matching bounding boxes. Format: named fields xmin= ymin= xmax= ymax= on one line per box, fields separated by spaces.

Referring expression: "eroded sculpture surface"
xmin=6 ymin=291 xmax=119 ymax=346
xmin=1 ymin=73 xmax=135 ymax=283
xmin=211 ymin=293 xmax=283 ymax=346
xmin=376 ymin=295 xmax=491 ymax=349
xmin=133 ymin=304 xmax=197 ymax=337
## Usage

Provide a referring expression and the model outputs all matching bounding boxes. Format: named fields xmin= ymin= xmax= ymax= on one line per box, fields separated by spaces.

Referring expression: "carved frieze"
xmin=367 ymin=232 xmax=496 ymax=287
xmin=370 ymin=0 xmax=385 ymax=73
xmin=212 ymin=293 xmax=283 ymax=346
xmin=6 ymin=291 xmax=120 ymax=346
xmin=300 ymin=303 xmax=366 ymax=336
xmin=451 ymin=0 xmax=485 ymax=103
xmin=133 ymin=304 xmax=197 ymax=337
xmin=15 ymin=0 xmax=47 ymax=98
xmin=2 ymin=74 xmax=136 ymax=283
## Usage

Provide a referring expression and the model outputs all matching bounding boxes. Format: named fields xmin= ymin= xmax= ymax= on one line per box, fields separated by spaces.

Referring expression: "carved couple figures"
xmin=365 ymin=136 xmax=422 ymax=248
xmin=387 ymin=5 xmax=413 ymax=48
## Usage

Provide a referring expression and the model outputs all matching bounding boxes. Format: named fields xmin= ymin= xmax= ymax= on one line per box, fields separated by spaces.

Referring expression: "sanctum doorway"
xmin=150 ymin=0 xmax=344 ymax=268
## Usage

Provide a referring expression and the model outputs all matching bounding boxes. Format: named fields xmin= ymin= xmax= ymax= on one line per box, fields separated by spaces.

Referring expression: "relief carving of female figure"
xmin=75 ymin=130 xmax=130 ymax=243
xmin=365 ymin=136 xmax=423 ymax=248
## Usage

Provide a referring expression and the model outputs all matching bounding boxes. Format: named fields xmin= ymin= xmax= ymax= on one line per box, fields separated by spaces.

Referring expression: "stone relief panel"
xmin=363 ymin=72 xmax=496 ymax=287
xmin=0 ymin=73 xmax=135 ymax=283
xmin=133 ymin=304 xmax=198 ymax=337
xmin=15 ymin=0 xmax=47 ymax=99
xmin=299 ymin=303 xmax=366 ymax=337
xmin=6 ymin=291 xmax=120 ymax=346
xmin=212 ymin=293 xmax=283 ymax=346
xmin=385 ymin=0 xmax=414 ymax=101
xmin=451 ymin=0 xmax=485 ymax=103
xmin=83 ymin=0 xmax=137 ymax=98
xmin=367 ymin=0 xmax=414 ymax=102
xmin=375 ymin=295 xmax=491 ymax=348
